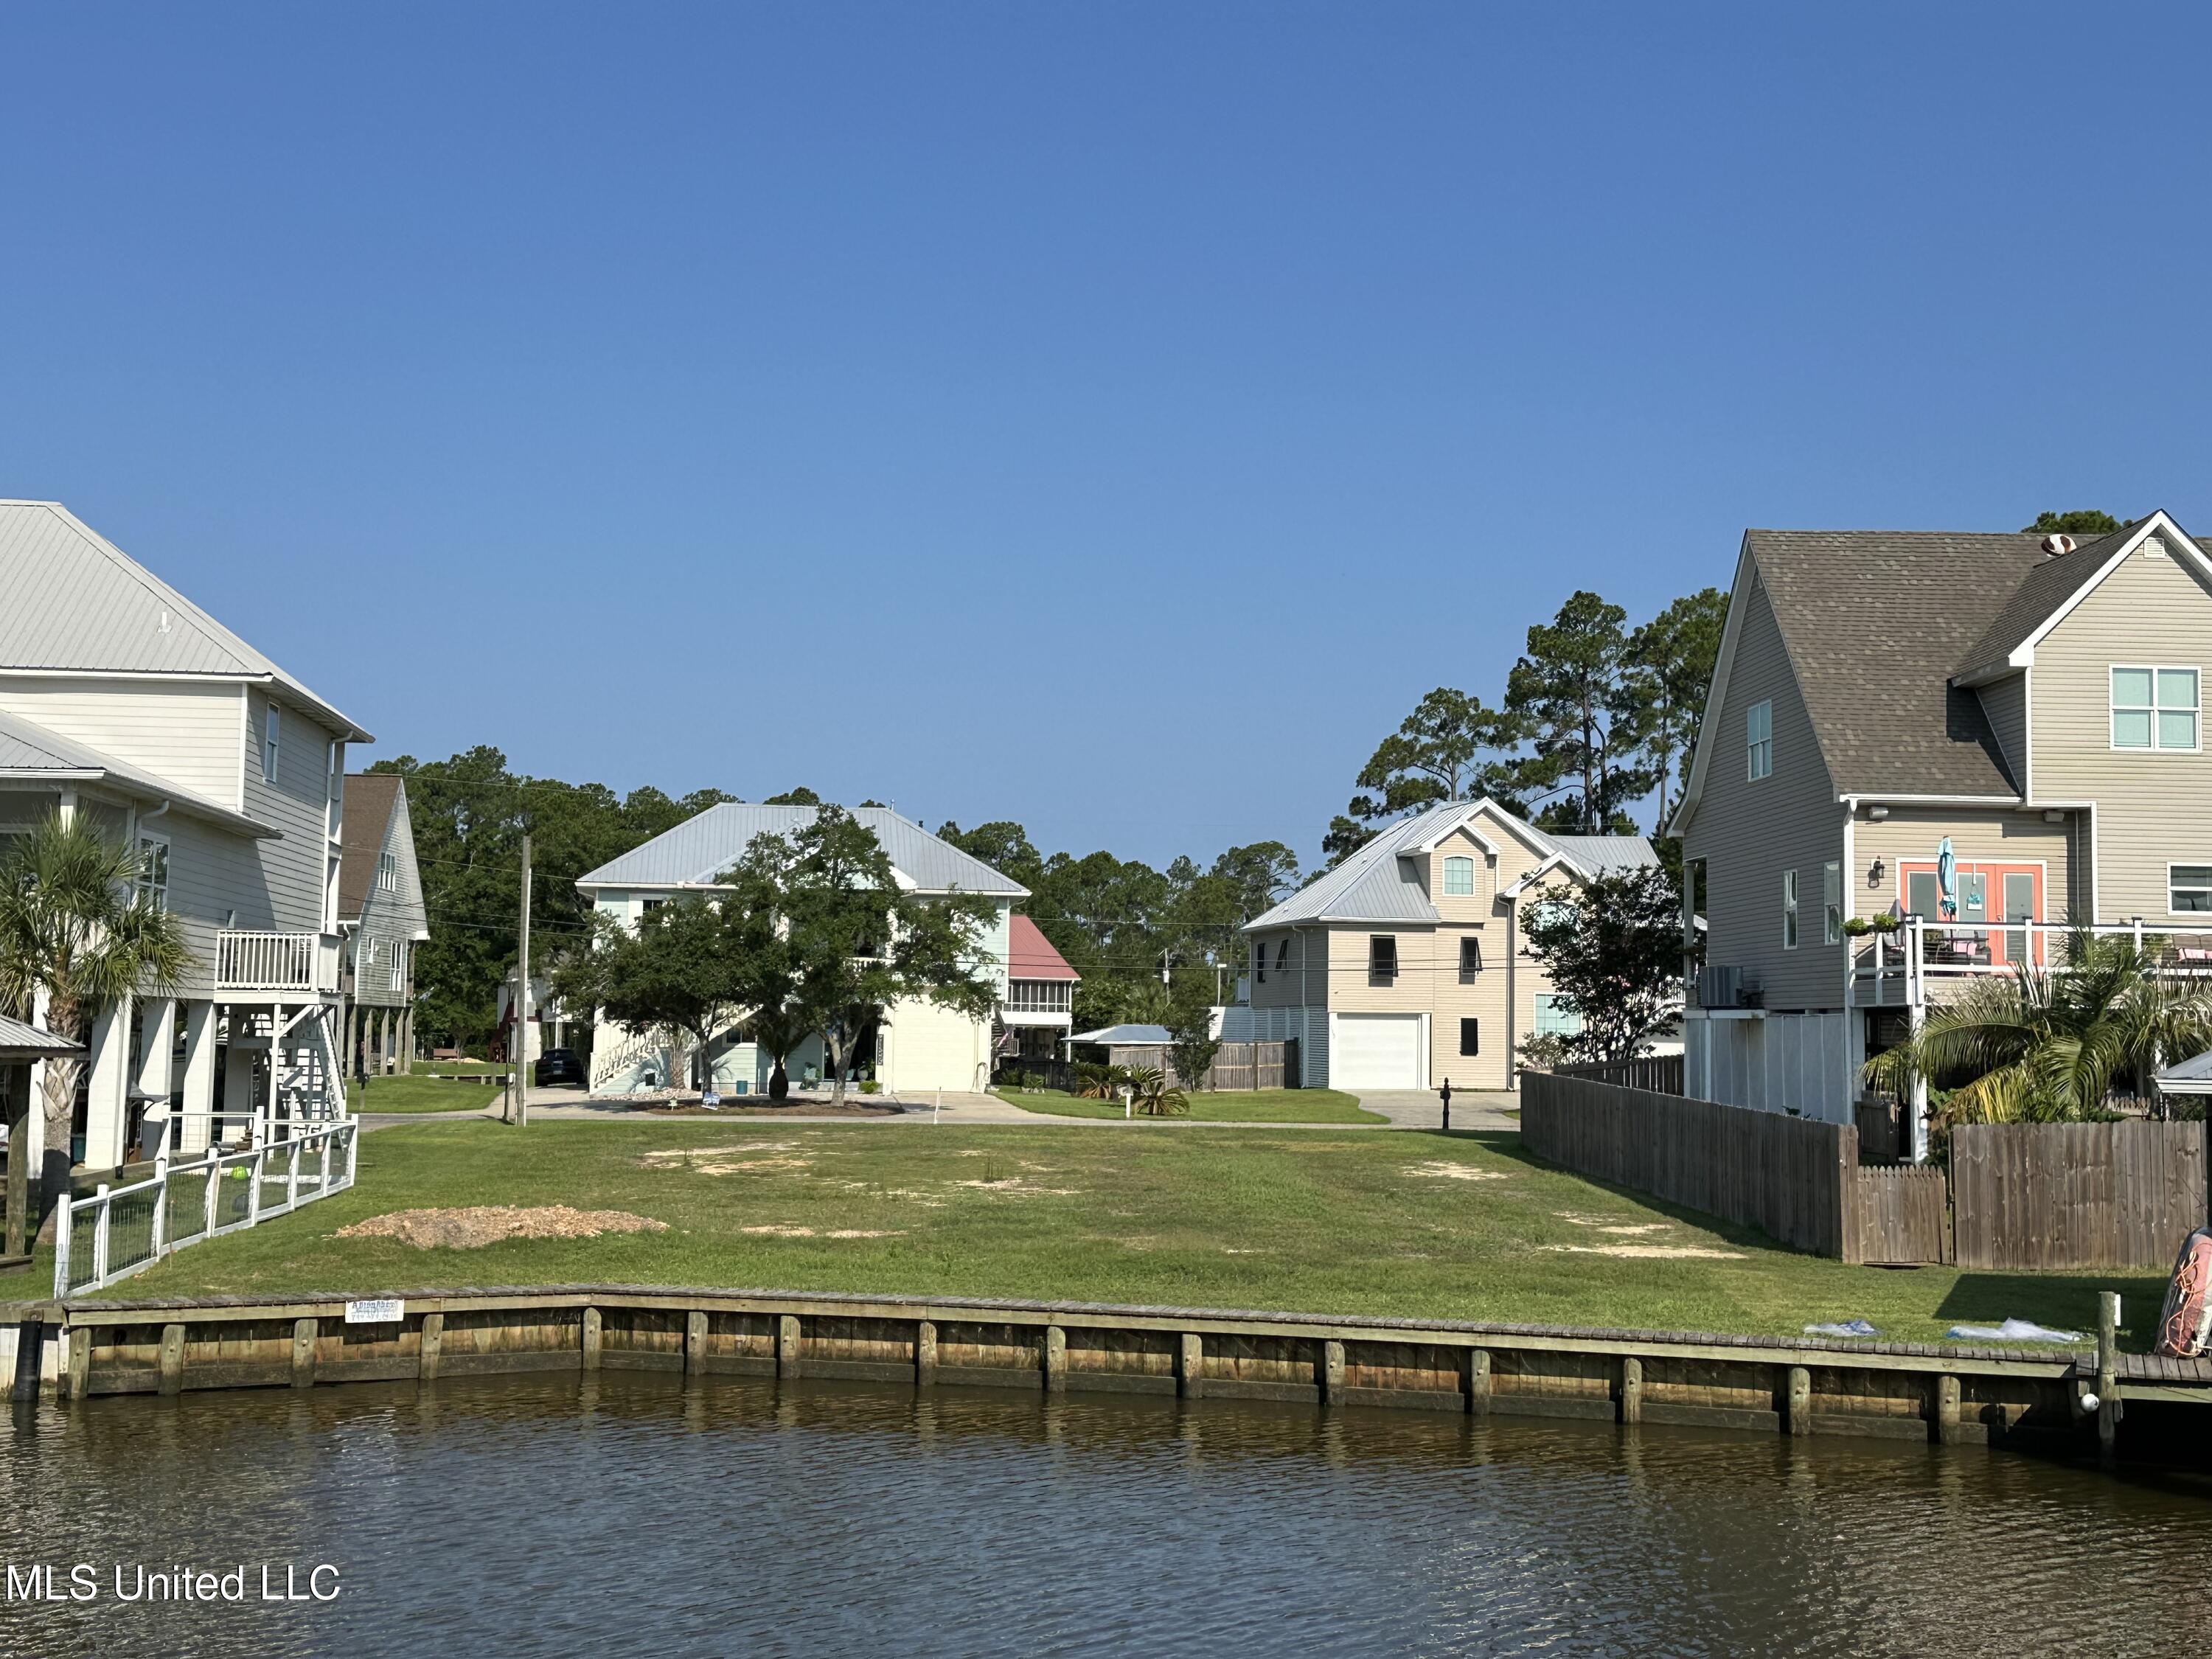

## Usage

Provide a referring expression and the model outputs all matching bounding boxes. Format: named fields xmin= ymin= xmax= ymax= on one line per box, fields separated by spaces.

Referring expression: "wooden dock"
xmin=9 ymin=1286 xmax=2208 ymax=1456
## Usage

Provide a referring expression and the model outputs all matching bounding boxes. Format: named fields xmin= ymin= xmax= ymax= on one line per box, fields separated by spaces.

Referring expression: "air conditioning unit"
xmin=1697 ymin=965 xmax=1743 ymax=1009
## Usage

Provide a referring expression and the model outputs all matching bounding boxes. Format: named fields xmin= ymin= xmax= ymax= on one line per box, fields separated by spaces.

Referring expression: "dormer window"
xmin=1442 ymin=855 xmax=1475 ymax=897
xmin=378 ymin=850 xmax=398 ymax=892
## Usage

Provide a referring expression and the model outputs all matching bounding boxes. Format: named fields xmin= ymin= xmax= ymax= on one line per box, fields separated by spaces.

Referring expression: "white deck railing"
xmin=1848 ymin=917 xmax=2212 ymax=1006
xmin=218 ymin=930 xmax=338 ymax=992
xmin=54 ymin=1121 xmax=359 ymax=1298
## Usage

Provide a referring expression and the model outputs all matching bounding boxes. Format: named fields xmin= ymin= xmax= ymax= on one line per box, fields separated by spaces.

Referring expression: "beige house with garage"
xmin=1673 ymin=509 xmax=2212 ymax=1154
xmin=0 ymin=500 xmax=366 ymax=1175
xmin=1233 ymin=799 xmax=1655 ymax=1092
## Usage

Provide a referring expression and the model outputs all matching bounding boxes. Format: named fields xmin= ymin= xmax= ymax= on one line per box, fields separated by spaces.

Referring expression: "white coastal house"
xmin=0 ymin=500 xmax=367 ymax=1171
xmin=574 ymin=803 xmax=1029 ymax=1094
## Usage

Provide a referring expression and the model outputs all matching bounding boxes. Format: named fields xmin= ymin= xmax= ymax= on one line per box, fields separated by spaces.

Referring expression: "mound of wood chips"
xmin=335 ymin=1206 xmax=670 ymax=1250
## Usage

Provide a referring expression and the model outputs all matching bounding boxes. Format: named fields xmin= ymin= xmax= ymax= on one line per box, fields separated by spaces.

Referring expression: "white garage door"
xmin=1331 ymin=1014 xmax=1423 ymax=1090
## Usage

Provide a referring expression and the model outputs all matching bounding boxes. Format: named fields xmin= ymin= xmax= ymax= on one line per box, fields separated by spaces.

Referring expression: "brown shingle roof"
xmin=1747 ymin=530 xmax=2037 ymax=798
xmin=337 ymin=772 xmax=401 ymax=921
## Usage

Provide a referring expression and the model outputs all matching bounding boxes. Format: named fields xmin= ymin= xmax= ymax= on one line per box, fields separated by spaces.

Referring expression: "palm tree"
xmin=741 ymin=1001 xmax=812 ymax=1101
xmin=1124 ymin=1065 xmax=1189 ymax=1117
xmin=1862 ymin=929 xmax=2212 ymax=1126
xmin=0 ymin=811 xmax=193 ymax=1245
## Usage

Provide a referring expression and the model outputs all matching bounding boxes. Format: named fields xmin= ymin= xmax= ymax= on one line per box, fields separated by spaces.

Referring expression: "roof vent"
xmin=2040 ymin=534 xmax=2076 ymax=556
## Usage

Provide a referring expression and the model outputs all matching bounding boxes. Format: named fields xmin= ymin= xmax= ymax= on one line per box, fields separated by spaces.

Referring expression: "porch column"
xmin=222 ymin=1010 xmax=257 ymax=1141
xmin=178 ymin=1001 xmax=218 ymax=1154
xmin=1907 ymin=1004 xmax=1931 ymax=1164
xmin=136 ymin=996 xmax=178 ymax=1161
xmin=379 ymin=1009 xmax=393 ymax=1074
xmin=401 ymin=1006 xmax=415 ymax=1074
xmin=83 ymin=995 xmax=135 ymax=1172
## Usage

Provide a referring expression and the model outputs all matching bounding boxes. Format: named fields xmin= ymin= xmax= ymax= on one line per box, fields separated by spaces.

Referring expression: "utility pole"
xmin=515 ymin=832 xmax=532 ymax=1128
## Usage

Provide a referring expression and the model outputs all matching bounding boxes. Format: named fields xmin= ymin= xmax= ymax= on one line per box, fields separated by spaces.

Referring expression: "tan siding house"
xmin=1674 ymin=510 xmax=2212 ymax=1154
xmin=1233 ymin=800 xmax=1656 ymax=1092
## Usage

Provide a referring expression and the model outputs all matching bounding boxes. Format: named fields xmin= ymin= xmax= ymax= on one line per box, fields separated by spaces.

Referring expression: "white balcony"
xmin=219 ymin=931 xmax=342 ymax=995
xmin=1848 ymin=917 xmax=2212 ymax=1009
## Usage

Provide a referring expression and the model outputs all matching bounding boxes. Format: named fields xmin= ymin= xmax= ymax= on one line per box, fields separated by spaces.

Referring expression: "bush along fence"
xmin=54 ymin=1121 xmax=359 ymax=1298
xmin=996 ymin=1040 xmax=1299 ymax=1094
xmin=1522 ymin=1073 xmax=2210 ymax=1270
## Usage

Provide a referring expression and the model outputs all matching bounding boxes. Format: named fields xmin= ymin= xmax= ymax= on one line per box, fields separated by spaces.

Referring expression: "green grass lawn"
xmin=349 ymin=1073 xmax=511 ymax=1114
xmin=82 ymin=1118 xmax=2163 ymax=1346
xmin=1003 ymin=1088 xmax=1385 ymax=1124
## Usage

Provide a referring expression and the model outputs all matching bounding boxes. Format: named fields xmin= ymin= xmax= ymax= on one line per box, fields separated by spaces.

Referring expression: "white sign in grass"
xmin=344 ymin=1298 xmax=406 ymax=1325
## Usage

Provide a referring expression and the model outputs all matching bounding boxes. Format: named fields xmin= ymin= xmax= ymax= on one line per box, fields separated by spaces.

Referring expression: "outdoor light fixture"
xmin=1869 ymin=858 xmax=1886 ymax=885
xmin=1868 ymin=805 xmax=1890 ymax=821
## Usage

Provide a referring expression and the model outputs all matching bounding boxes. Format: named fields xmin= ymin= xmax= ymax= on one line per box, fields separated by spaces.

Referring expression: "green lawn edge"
xmin=1001 ymin=1088 xmax=1385 ymax=1124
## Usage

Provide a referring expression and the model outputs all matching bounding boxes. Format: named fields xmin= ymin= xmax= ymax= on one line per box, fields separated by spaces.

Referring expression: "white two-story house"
xmin=1674 ymin=510 xmax=2212 ymax=1155
xmin=0 ymin=501 xmax=366 ymax=1171
xmin=575 ymin=802 xmax=1028 ymax=1094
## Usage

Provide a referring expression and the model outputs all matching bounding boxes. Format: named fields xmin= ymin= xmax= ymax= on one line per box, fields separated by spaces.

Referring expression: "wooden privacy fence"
xmin=1522 ymin=1071 xmax=1860 ymax=1259
xmin=1554 ymin=1054 xmax=1684 ymax=1096
xmin=1950 ymin=1121 xmax=2208 ymax=1270
xmin=1853 ymin=1166 xmax=1952 ymax=1265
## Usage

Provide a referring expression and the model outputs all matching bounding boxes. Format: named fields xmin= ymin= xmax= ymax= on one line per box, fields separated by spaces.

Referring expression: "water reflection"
xmin=1 ymin=1373 xmax=2203 ymax=1657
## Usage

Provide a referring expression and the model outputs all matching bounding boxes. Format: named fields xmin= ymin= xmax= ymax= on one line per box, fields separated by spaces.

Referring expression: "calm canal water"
xmin=1 ymin=1373 xmax=2205 ymax=1657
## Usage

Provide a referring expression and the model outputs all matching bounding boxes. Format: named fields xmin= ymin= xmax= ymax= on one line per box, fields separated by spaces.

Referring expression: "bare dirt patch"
xmin=1554 ymin=1213 xmax=1671 ymax=1236
xmin=626 ymin=1099 xmax=898 ymax=1118
xmin=638 ymin=1146 xmax=815 ymax=1175
xmin=1540 ymin=1243 xmax=1747 ymax=1260
xmin=740 ymin=1225 xmax=905 ymax=1239
xmin=1401 ymin=1161 xmax=1509 ymax=1182
xmin=336 ymin=1206 xmax=669 ymax=1251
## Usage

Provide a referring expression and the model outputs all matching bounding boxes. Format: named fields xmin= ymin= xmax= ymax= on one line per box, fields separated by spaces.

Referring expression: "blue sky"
xmin=4 ymin=4 xmax=2209 ymax=870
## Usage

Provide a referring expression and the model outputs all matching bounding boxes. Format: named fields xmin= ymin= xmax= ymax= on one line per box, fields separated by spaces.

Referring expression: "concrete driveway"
xmin=1349 ymin=1089 xmax=1520 ymax=1131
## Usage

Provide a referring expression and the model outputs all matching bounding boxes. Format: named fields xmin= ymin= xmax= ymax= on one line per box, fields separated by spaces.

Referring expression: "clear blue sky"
xmin=5 ymin=4 xmax=2208 ymax=870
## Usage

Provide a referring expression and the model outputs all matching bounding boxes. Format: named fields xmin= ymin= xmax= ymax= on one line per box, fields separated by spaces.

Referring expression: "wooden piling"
xmin=775 ymin=1313 xmax=799 ymax=1379
xmin=65 ymin=1327 xmax=89 ymax=1402
xmin=1321 ymin=1338 xmax=1345 ymax=1403
xmin=419 ymin=1312 xmax=444 ymax=1381
xmin=290 ymin=1318 xmax=316 ymax=1388
xmin=1786 ymin=1366 xmax=1812 ymax=1436
xmin=1619 ymin=1355 xmax=1643 ymax=1424
xmin=916 ymin=1319 xmax=937 ymax=1387
xmin=2096 ymin=1292 xmax=2121 ymax=1465
xmin=1468 ymin=1347 xmax=1492 ymax=1415
xmin=158 ymin=1324 xmax=185 ymax=1396
xmin=1933 ymin=1374 xmax=1961 ymax=1445
xmin=1043 ymin=1325 xmax=1066 ymax=1394
xmin=687 ymin=1310 xmax=712 ymax=1376
xmin=582 ymin=1306 xmax=602 ymax=1372
xmin=1178 ymin=1332 xmax=1203 ymax=1399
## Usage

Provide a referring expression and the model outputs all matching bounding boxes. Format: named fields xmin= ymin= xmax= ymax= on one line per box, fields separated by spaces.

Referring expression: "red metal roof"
xmin=1009 ymin=914 xmax=1080 ymax=981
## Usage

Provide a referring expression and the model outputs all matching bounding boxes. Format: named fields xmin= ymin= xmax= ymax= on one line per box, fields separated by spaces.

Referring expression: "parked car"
xmin=534 ymin=1048 xmax=585 ymax=1087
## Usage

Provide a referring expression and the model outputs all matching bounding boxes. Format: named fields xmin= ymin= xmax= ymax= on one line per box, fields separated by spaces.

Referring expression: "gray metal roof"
xmin=1248 ymin=800 xmax=1649 ymax=931
xmin=0 ymin=705 xmax=277 ymax=838
xmin=0 ymin=501 xmax=370 ymax=742
xmin=1547 ymin=835 xmax=1660 ymax=874
xmin=0 ymin=1013 xmax=79 ymax=1057
xmin=2155 ymin=1048 xmax=2212 ymax=1093
xmin=1070 ymin=1024 xmax=1175 ymax=1045
xmin=575 ymin=803 xmax=1029 ymax=896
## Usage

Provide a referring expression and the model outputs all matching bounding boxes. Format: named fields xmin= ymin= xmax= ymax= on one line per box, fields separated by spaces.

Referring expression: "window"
xmin=1534 ymin=993 xmax=1583 ymax=1038
xmin=135 ymin=834 xmax=169 ymax=912
xmin=1458 ymin=1018 xmax=1480 ymax=1057
xmin=262 ymin=704 xmax=281 ymax=782
xmin=378 ymin=850 xmax=397 ymax=892
xmin=1782 ymin=869 xmax=1798 ymax=949
xmin=1442 ymin=855 xmax=1475 ymax=897
xmin=2172 ymin=866 xmax=2212 ymax=914
xmin=1823 ymin=861 xmax=1842 ymax=945
xmin=1368 ymin=935 xmax=1397 ymax=979
xmin=640 ymin=897 xmax=666 ymax=917
xmin=1747 ymin=699 xmax=1773 ymax=781
xmin=2111 ymin=667 xmax=2199 ymax=751
xmin=1275 ymin=939 xmax=1290 ymax=973
xmin=1253 ymin=940 xmax=1266 ymax=984
xmin=1459 ymin=936 xmax=1483 ymax=979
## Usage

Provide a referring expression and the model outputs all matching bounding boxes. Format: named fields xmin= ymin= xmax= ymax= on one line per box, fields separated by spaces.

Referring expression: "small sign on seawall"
xmin=344 ymin=1298 xmax=406 ymax=1325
